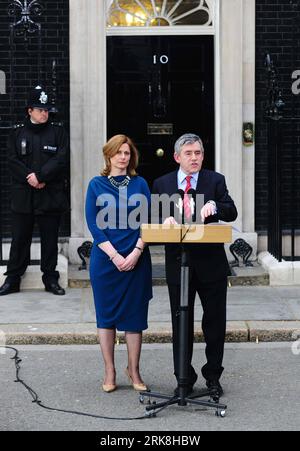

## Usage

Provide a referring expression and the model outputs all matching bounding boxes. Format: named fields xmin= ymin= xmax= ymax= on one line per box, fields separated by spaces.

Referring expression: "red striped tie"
xmin=184 ymin=176 xmax=192 ymax=220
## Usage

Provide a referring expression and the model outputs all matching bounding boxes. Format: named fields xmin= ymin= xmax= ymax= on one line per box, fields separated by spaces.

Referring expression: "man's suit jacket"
xmin=152 ymin=169 xmax=238 ymax=285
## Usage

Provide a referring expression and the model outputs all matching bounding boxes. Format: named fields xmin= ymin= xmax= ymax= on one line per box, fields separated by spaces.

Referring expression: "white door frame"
xmin=104 ymin=0 xmax=221 ymax=172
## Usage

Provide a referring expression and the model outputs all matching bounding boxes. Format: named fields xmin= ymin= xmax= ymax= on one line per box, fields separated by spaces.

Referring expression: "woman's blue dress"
xmin=85 ymin=176 xmax=152 ymax=331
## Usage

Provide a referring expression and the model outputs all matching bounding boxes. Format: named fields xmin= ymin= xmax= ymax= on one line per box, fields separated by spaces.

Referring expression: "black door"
xmin=107 ymin=35 xmax=214 ymax=188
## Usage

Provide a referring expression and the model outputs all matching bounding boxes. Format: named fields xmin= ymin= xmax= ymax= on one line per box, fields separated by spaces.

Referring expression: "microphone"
xmin=187 ymin=189 xmax=196 ymax=222
xmin=176 ymin=189 xmax=184 ymax=224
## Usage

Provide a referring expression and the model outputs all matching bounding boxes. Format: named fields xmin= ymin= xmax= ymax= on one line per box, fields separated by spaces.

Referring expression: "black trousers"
xmin=5 ymin=212 xmax=61 ymax=285
xmin=168 ymin=271 xmax=227 ymax=384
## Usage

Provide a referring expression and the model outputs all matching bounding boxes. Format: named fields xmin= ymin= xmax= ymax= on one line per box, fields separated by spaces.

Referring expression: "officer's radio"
xmin=21 ymin=139 xmax=27 ymax=156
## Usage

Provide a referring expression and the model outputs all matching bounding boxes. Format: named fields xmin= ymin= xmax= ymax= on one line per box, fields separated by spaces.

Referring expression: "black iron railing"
xmin=265 ymin=50 xmax=300 ymax=261
xmin=0 ymin=1 xmax=44 ymax=265
xmin=265 ymin=53 xmax=284 ymax=261
xmin=0 ymin=1 xmax=62 ymax=265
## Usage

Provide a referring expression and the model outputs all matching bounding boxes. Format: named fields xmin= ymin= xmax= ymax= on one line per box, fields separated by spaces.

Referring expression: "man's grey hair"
xmin=174 ymin=133 xmax=204 ymax=155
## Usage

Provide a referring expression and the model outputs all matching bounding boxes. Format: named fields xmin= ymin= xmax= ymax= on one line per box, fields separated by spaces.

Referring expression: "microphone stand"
xmin=139 ymin=192 xmax=227 ymax=418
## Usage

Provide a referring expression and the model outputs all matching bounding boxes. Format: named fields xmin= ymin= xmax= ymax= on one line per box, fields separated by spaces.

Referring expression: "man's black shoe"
xmin=0 ymin=282 xmax=20 ymax=296
xmin=206 ymin=380 xmax=224 ymax=400
xmin=45 ymin=282 xmax=65 ymax=296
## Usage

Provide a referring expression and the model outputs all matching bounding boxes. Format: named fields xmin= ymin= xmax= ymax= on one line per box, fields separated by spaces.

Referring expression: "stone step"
xmin=229 ymin=265 xmax=269 ymax=286
xmin=68 ymin=262 xmax=269 ymax=288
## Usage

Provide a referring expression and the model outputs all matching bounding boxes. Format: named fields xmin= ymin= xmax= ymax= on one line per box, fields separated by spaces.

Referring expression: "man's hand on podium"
xmin=201 ymin=202 xmax=217 ymax=222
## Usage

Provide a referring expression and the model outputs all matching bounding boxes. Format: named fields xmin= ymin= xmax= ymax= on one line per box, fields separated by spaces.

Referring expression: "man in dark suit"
xmin=152 ymin=133 xmax=237 ymax=398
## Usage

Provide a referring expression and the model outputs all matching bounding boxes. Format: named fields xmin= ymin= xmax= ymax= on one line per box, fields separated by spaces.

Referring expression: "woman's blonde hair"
xmin=101 ymin=134 xmax=139 ymax=177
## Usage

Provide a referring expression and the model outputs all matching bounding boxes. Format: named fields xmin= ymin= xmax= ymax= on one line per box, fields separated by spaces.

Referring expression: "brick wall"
xmin=256 ymin=0 xmax=300 ymax=232
xmin=0 ymin=0 xmax=70 ymax=238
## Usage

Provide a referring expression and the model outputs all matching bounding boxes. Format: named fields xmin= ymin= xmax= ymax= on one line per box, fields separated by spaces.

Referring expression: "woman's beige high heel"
xmin=125 ymin=367 xmax=148 ymax=391
xmin=102 ymin=383 xmax=117 ymax=393
xmin=102 ymin=370 xmax=117 ymax=392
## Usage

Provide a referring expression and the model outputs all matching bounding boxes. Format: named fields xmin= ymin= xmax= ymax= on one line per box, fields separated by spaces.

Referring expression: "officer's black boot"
xmin=0 ymin=277 xmax=20 ymax=296
xmin=44 ymin=282 xmax=65 ymax=296
xmin=42 ymin=274 xmax=65 ymax=296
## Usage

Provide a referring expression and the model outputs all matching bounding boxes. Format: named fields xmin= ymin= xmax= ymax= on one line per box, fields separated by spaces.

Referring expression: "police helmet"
xmin=27 ymin=86 xmax=52 ymax=110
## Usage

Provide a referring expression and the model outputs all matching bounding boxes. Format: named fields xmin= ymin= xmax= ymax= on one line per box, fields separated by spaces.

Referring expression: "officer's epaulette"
xmin=50 ymin=121 xmax=63 ymax=127
xmin=13 ymin=123 xmax=24 ymax=129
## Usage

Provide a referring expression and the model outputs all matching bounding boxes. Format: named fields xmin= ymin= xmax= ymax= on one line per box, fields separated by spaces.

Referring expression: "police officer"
xmin=0 ymin=86 xmax=69 ymax=296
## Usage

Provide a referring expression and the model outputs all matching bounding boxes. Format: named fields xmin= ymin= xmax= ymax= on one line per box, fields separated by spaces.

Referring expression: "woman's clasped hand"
xmin=111 ymin=247 xmax=142 ymax=271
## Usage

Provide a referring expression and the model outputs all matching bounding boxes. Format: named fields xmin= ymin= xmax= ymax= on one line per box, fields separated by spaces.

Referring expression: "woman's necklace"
xmin=108 ymin=175 xmax=131 ymax=189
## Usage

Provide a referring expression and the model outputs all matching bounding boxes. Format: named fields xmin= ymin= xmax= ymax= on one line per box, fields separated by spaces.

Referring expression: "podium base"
xmin=139 ymin=388 xmax=227 ymax=418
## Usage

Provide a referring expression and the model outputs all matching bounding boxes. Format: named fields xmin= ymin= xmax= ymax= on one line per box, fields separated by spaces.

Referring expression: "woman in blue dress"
xmin=85 ymin=135 xmax=152 ymax=393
